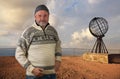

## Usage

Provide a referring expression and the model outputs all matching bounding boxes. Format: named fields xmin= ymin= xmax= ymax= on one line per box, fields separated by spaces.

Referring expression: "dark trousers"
xmin=26 ymin=74 xmax=56 ymax=79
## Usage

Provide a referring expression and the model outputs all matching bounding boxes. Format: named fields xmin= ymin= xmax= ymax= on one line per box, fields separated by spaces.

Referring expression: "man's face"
xmin=35 ymin=10 xmax=49 ymax=27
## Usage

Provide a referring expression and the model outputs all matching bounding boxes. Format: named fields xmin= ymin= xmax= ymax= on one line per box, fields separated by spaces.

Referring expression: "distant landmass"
xmin=0 ymin=48 xmax=15 ymax=56
xmin=0 ymin=48 xmax=89 ymax=56
xmin=0 ymin=48 xmax=120 ymax=56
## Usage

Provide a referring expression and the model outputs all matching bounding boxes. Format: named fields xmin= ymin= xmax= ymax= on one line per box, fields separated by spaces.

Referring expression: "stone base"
xmin=82 ymin=53 xmax=108 ymax=64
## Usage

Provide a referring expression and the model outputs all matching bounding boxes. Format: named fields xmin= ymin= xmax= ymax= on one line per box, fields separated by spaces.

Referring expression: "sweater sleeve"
xmin=54 ymin=29 xmax=62 ymax=62
xmin=15 ymin=29 xmax=35 ymax=73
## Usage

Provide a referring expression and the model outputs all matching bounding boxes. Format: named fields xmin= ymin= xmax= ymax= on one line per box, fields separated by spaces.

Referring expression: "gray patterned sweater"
xmin=15 ymin=22 xmax=62 ymax=76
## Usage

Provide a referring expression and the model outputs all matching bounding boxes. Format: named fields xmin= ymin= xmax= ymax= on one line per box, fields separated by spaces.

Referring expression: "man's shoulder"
xmin=22 ymin=26 xmax=36 ymax=37
xmin=48 ymin=25 xmax=57 ymax=32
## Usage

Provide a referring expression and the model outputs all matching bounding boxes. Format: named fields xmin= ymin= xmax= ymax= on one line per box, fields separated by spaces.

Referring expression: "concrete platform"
xmin=82 ymin=53 xmax=108 ymax=63
xmin=82 ymin=53 xmax=120 ymax=64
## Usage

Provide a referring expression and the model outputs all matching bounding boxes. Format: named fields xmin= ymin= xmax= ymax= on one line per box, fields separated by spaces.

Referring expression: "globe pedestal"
xmin=82 ymin=53 xmax=108 ymax=63
xmin=83 ymin=17 xmax=109 ymax=63
xmin=91 ymin=37 xmax=108 ymax=53
xmin=89 ymin=17 xmax=108 ymax=54
xmin=83 ymin=17 xmax=120 ymax=64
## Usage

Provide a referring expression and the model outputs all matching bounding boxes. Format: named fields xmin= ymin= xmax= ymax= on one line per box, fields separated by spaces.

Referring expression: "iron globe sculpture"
xmin=89 ymin=17 xmax=108 ymax=37
xmin=89 ymin=17 xmax=109 ymax=53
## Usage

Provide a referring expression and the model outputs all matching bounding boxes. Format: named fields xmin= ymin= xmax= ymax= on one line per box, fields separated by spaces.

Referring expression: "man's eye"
xmin=44 ymin=15 xmax=47 ymax=17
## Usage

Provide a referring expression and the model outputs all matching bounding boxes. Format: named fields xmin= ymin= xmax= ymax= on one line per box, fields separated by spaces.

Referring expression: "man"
xmin=15 ymin=4 xmax=62 ymax=79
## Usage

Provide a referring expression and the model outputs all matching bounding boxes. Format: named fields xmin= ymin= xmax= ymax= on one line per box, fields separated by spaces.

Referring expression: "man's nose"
xmin=41 ymin=16 xmax=45 ymax=20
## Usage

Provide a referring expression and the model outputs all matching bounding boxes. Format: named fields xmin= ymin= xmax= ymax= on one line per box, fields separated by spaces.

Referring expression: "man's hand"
xmin=55 ymin=60 xmax=61 ymax=72
xmin=32 ymin=68 xmax=44 ymax=77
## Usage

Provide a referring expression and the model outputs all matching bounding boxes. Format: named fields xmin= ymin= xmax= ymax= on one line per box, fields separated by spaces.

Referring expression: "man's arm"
xmin=15 ymin=30 xmax=44 ymax=76
xmin=15 ymin=36 xmax=35 ymax=73
xmin=54 ymin=29 xmax=62 ymax=71
xmin=55 ymin=40 xmax=62 ymax=72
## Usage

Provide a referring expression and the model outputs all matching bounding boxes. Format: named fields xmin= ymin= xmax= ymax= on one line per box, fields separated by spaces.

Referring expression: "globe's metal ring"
xmin=89 ymin=17 xmax=108 ymax=37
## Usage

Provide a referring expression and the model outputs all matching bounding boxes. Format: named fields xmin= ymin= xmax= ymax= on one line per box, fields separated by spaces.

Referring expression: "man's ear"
xmin=34 ymin=15 xmax=36 ymax=18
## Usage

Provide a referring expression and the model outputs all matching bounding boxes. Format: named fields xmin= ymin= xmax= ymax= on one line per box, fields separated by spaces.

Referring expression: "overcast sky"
xmin=0 ymin=0 xmax=120 ymax=49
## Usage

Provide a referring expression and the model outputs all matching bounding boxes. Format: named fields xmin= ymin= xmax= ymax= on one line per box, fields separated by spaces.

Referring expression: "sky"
xmin=0 ymin=0 xmax=120 ymax=49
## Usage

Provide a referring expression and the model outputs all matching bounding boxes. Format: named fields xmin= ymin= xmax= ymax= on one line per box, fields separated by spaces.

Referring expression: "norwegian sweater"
xmin=15 ymin=22 xmax=62 ymax=76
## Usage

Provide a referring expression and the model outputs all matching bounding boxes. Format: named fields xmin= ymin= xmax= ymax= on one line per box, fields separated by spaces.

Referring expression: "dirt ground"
xmin=0 ymin=56 xmax=120 ymax=79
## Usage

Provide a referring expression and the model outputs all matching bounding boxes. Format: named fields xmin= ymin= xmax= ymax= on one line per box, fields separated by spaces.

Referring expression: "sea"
xmin=0 ymin=48 xmax=120 ymax=56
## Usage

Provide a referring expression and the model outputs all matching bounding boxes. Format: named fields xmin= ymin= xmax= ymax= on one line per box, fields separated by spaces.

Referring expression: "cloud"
xmin=88 ymin=0 xmax=104 ymax=4
xmin=47 ymin=0 xmax=120 ymax=49
xmin=0 ymin=0 xmax=120 ymax=49
xmin=47 ymin=0 xmax=67 ymax=30
xmin=0 ymin=0 xmax=48 ymax=30
xmin=0 ymin=31 xmax=9 ymax=36
xmin=87 ymin=0 xmax=120 ymax=17
xmin=72 ymin=28 xmax=93 ymax=40
xmin=104 ymin=15 xmax=120 ymax=49
xmin=0 ymin=8 xmax=26 ymax=30
xmin=63 ymin=28 xmax=94 ymax=48
xmin=0 ymin=0 xmax=48 ymax=47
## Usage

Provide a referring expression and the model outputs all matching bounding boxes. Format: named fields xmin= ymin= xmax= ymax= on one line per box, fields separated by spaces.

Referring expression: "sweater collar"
xmin=32 ymin=21 xmax=49 ymax=30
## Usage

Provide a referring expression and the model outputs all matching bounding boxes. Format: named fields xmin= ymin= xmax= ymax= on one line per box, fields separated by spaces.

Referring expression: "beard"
xmin=37 ymin=21 xmax=47 ymax=27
